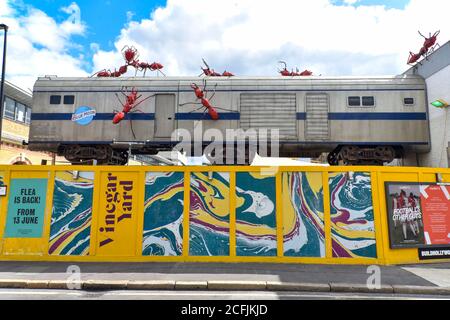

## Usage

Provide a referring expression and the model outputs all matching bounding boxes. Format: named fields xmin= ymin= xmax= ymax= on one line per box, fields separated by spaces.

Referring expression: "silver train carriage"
xmin=29 ymin=75 xmax=431 ymax=165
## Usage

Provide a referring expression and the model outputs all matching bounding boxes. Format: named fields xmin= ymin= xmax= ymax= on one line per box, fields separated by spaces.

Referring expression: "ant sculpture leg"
xmin=187 ymin=105 xmax=206 ymax=114
xmin=132 ymin=94 xmax=156 ymax=110
xmin=115 ymin=93 xmax=124 ymax=105
xmin=157 ymin=69 xmax=166 ymax=77
xmin=213 ymin=106 xmax=235 ymax=112
xmin=208 ymin=83 xmax=219 ymax=101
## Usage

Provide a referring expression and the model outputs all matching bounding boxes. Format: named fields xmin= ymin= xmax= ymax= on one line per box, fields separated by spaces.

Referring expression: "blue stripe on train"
xmin=32 ymin=112 xmax=427 ymax=121
xmin=31 ymin=112 xmax=241 ymax=121
xmin=31 ymin=113 xmax=155 ymax=121
xmin=297 ymin=112 xmax=427 ymax=120
xmin=175 ymin=113 xmax=240 ymax=120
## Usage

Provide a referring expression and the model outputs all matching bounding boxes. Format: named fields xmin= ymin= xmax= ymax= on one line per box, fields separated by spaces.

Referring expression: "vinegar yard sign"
xmin=96 ymin=172 xmax=139 ymax=256
xmin=3 ymin=179 xmax=48 ymax=238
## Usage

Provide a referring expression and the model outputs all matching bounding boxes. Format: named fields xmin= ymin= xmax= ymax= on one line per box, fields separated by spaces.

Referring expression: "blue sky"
xmin=17 ymin=0 xmax=167 ymax=66
xmin=23 ymin=0 xmax=166 ymax=48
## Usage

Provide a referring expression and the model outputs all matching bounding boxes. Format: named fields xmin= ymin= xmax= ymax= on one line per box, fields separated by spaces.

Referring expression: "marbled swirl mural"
xmin=189 ymin=172 xmax=230 ymax=256
xmin=329 ymin=172 xmax=377 ymax=258
xmin=49 ymin=171 xmax=94 ymax=256
xmin=236 ymin=172 xmax=277 ymax=257
xmin=283 ymin=172 xmax=325 ymax=257
xmin=143 ymin=172 xmax=184 ymax=256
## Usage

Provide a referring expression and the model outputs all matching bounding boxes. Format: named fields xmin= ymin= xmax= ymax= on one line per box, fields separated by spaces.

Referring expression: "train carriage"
xmin=29 ymin=75 xmax=430 ymax=165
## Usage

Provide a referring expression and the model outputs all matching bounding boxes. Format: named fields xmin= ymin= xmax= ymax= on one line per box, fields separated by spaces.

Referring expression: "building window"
xmin=362 ymin=96 xmax=375 ymax=107
xmin=15 ymin=102 xmax=26 ymax=122
xmin=50 ymin=95 xmax=61 ymax=105
xmin=348 ymin=96 xmax=361 ymax=107
xmin=64 ymin=95 xmax=75 ymax=105
xmin=25 ymin=107 xmax=32 ymax=124
xmin=404 ymin=98 xmax=415 ymax=106
xmin=3 ymin=97 xmax=15 ymax=120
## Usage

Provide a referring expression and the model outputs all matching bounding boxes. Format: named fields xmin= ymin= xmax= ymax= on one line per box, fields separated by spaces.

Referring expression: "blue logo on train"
xmin=71 ymin=106 xmax=96 ymax=126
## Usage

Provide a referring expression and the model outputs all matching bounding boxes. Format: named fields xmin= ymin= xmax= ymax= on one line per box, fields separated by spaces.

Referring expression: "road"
xmin=0 ymin=289 xmax=448 ymax=300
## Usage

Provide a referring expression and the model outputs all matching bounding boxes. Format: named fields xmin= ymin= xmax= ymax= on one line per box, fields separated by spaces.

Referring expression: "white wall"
xmin=419 ymin=64 xmax=450 ymax=168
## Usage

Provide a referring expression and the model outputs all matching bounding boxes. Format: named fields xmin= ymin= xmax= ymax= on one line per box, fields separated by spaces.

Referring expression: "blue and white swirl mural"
xmin=283 ymin=172 xmax=325 ymax=257
xmin=49 ymin=171 xmax=94 ymax=256
xmin=236 ymin=172 xmax=277 ymax=257
xmin=329 ymin=172 xmax=377 ymax=258
xmin=143 ymin=172 xmax=184 ymax=256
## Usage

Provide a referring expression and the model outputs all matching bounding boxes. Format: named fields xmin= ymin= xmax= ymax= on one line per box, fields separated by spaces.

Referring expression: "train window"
xmin=362 ymin=96 xmax=375 ymax=107
xmin=64 ymin=95 xmax=75 ymax=105
xmin=348 ymin=96 xmax=361 ymax=107
xmin=50 ymin=95 xmax=61 ymax=105
xmin=404 ymin=98 xmax=415 ymax=106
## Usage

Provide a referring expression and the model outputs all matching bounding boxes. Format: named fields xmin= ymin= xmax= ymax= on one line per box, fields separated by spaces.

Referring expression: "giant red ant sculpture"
xmin=179 ymin=80 xmax=234 ymax=120
xmin=123 ymin=46 xmax=165 ymax=76
xmin=122 ymin=46 xmax=166 ymax=77
xmin=199 ymin=59 xmax=234 ymax=77
xmin=407 ymin=30 xmax=440 ymax=65
xmin=113 ymin=87 xmax=154 ymax=138
xmin=278 ymin=61 xmax=313 ymax=76
xmin=91 ymin=46 xmax=165 ymax=77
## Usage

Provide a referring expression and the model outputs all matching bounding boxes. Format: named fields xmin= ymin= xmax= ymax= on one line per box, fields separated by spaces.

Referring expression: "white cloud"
xmin=0 ymin=1 xmax=88 ymax=91
xmin=2 ymin=0 xmax=449 ymax=91
xmin=92 ymin=0 xmax=449 ymax=77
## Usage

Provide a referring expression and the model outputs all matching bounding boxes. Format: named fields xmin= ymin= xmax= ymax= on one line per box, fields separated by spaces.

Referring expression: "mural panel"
xmin=143 ymin=172 xmax=184 ymax=256
xmin=236 ymin=172 xmax=277 ymax=257
xmin=49 ymin=171 xmax=94 ymax=256
xmin=329 ymin=172 xmax=377 ymax=258
xmin=283 ymin=172 xmax=325 ymax=257
xmin=189 ymin=172 xmax=230 ymax=256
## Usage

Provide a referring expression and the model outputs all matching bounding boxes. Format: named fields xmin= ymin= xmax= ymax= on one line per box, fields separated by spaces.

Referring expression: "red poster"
xmin=420 ymin=185 xmax=450 ymax=245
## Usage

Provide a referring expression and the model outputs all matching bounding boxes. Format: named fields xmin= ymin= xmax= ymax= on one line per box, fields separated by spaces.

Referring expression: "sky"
xmin=0 ymin=0 xmax=448 ymax=91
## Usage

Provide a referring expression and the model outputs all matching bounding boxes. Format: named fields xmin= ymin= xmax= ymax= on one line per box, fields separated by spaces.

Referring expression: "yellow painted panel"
xmin=95 ymin=171 xmax=140 ymax=257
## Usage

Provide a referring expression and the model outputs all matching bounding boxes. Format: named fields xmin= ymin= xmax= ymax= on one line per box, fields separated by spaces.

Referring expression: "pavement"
xmin=0 ymin=262 xmax=449 ymax=295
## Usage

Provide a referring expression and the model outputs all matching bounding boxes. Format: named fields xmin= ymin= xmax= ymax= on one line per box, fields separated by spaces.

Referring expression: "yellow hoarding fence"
xmin=0 ymin=165 xmax=449 ymax=265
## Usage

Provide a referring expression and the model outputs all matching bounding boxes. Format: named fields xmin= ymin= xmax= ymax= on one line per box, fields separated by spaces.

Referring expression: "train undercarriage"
xmin=58 ymin=143 xmax=401 ymax=166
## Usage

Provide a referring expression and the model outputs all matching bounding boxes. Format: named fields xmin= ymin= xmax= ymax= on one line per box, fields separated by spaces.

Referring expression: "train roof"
xmin=36 ymin=74 xmax=424 ymax=81
xmin=33 ymin=74 xmax=426 ymax=90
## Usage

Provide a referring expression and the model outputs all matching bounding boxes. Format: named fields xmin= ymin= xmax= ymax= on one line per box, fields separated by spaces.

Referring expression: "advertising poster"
xmin=385 ymin=183 xmax=425 ymax=248
xmin=420 ymin=184 xmax=450 ymax=246
xmin=4 ymin=178 xmax=48 ymax=238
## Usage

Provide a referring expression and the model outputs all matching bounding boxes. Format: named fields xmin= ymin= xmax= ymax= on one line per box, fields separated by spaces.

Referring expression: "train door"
xmin=305 ymin=93 xmax=330 ymax=140
xmin=154 ymin=94 xmax=176 ymax=139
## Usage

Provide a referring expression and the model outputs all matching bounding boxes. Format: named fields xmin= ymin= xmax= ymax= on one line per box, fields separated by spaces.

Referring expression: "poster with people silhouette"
xmin=386 ymin=182 xmax=450 ymax=249
xmin=386 ymin=183 xmax=425 ymax=248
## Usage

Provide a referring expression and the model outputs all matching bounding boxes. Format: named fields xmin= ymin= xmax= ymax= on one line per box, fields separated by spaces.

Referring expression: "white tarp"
xmin=250 ymin=154 xmax=329 ymax=166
